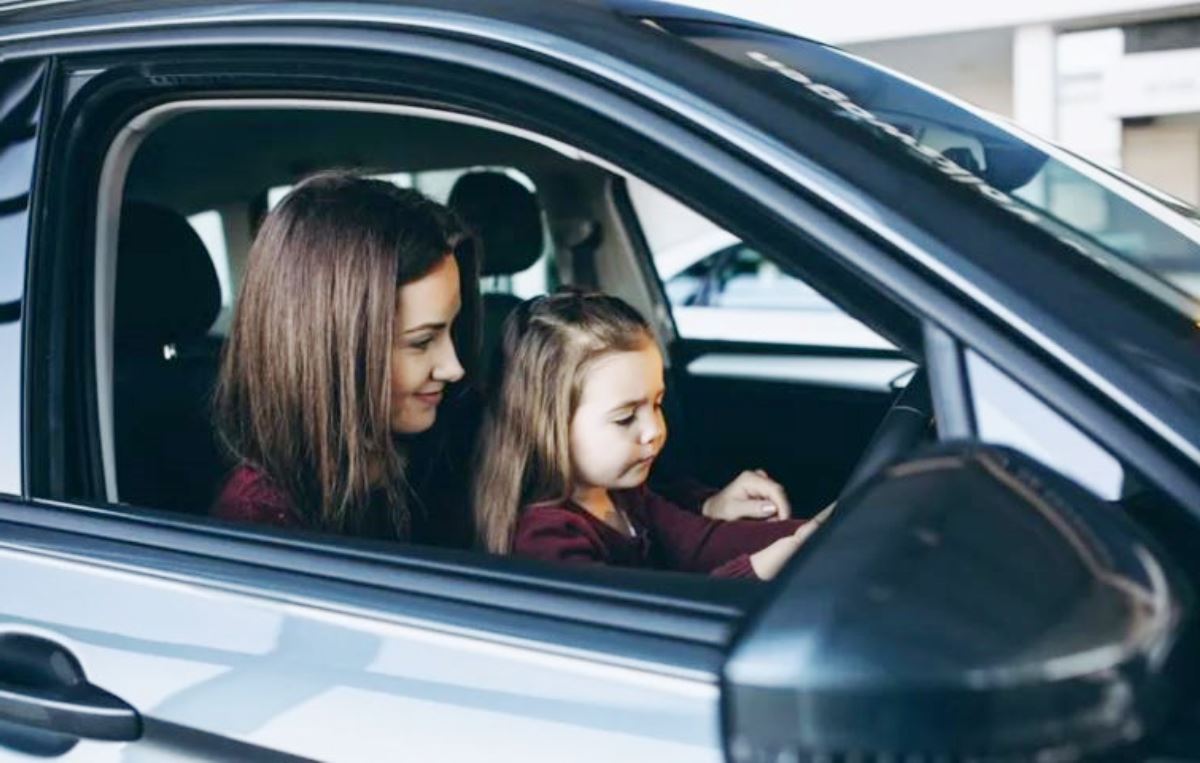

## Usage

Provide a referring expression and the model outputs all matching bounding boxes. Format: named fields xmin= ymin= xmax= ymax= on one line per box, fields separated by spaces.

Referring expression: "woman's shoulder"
xmin=211 ymin=464 xmax=300 ymax=528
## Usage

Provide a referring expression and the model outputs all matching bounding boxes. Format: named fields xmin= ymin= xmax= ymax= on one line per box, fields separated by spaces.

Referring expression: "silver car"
xmin=0 ymin=1 xmax=1197 ymax=760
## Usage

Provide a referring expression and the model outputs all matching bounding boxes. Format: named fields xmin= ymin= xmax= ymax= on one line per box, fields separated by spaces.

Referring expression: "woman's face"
xmin=391 ymin=255 xmax=465 ymax=434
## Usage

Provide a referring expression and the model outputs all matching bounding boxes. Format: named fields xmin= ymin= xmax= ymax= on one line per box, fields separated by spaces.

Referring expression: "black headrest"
xmin=115 ymin=202 xmax=220 ymax=348
xmin=448 ymin=171 xmax=543 ymax=276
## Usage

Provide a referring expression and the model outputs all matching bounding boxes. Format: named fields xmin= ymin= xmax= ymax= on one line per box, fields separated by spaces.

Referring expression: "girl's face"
xmin=569 ymin=339 xmax=667 ymax=492
xmin=390 ymin=255 xmax=465 ymax=434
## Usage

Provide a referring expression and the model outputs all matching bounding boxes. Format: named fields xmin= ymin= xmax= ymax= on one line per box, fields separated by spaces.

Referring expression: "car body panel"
xmin=0 ymin=512 xmax=726 ymax=760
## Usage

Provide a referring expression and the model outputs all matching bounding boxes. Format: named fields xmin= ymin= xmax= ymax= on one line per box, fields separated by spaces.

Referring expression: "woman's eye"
xmin=615 ymin=414 xmax=636 ymax=427
xmin=408 ymin=337 xmax=434 ymax=351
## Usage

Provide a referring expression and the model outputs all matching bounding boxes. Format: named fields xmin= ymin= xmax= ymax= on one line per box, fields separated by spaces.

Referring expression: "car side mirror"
xmin=725 ymin=443 xmax=1186 ymax=761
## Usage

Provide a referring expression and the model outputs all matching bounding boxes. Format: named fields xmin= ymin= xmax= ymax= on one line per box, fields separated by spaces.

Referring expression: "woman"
xmin=211 ymin=171 xmax=481 ymax=547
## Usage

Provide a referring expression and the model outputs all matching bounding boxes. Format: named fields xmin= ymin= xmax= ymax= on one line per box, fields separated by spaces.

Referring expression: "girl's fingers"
xmin=792 ymin=521 xmax=820 ymax=545
xmin=812 ymin=503 xmax=835 ymax=524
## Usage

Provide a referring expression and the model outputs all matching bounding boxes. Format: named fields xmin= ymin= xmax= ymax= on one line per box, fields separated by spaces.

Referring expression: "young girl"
xmin=474 ymin=290 xmax=822 ymax=580
xmin=211 ymin=171 xmax=481 ymax=547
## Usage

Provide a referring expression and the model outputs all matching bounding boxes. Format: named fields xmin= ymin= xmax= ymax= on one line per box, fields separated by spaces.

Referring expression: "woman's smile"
xmin=413 ymin=389 xmax=444 ymax=407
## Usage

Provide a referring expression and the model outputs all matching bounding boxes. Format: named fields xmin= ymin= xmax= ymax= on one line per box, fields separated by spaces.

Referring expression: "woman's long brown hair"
xmin=215 ymin=171 xmax=479 ymax=538
xmin=474 ymin=290 xmax=653 ymax=553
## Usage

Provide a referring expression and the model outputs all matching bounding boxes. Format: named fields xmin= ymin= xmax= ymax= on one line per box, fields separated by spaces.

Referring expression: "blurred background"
xmin=678 ymin=0 xmax=1200 ymax=207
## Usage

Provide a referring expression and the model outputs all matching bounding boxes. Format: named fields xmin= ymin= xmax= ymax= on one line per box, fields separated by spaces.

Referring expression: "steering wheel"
xmin=837 ymin=367 xmax=933 ymax=502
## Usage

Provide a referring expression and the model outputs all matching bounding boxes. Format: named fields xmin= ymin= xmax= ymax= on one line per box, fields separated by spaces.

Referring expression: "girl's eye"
xmin=615 ymin=414 xmax=636 ymax=427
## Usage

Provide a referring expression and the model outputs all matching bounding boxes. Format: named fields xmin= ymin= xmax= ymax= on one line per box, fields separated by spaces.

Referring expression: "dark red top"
xmin=211 ymin=462 xmax=474 ymax=547
xmin=211 ymin=389 xmax=480 ymax=547
xmin=513 ymin=486 xmax=805 ymax=580
xmin=211 ymin=465 xmax=301 ymax=529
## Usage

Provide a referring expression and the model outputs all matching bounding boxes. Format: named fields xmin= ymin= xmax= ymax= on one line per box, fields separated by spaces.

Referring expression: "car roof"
xmin=0 ymin=0 xmax=777 ymax=34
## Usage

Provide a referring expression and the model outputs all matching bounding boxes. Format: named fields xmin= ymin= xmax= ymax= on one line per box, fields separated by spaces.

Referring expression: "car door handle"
xmin=0 ymin=679 xmax=141 ymax=741
xmin=0 ymin=633 xmax=141 ymax=742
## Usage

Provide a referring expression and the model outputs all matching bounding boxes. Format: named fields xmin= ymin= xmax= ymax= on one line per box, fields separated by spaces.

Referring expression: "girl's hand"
xmin=749 ymin=521 xmax=821 ymax=580
xmin=702 ymin=469 xmax=791 ymax=521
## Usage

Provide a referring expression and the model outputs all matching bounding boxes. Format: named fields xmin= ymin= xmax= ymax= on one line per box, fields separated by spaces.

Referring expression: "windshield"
xmin=652 ymin=18 xmax=1200 ymax=317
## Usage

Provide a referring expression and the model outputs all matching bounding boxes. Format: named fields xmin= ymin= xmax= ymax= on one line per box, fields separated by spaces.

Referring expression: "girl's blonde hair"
xmin=214 ymin=170 xmax=479 ymax=539
xmin=474 ymin=290 xmax=655 ymax=553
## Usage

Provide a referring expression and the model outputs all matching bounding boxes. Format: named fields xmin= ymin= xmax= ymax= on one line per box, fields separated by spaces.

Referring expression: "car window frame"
xmin=9 ymin=10 xmax=1200 ymax=647
xmin=13 ymin=32 xmax=885 ymax=647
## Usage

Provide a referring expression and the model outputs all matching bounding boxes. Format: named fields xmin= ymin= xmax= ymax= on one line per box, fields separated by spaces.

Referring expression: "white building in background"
xmin=679 ymin=0 xmax=1200 ymax=206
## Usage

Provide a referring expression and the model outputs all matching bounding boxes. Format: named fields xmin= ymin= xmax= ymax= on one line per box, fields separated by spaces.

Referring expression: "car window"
xmin=186 ymin=209 xmax=233 ymax=334
xmin=0 ymin=60 xmax=44 ymax=497
xmin=627 ymin=177 xmax=892 ymax=349
xmin=966 ymin=349 xmax=1124 ymax=500
xmin=649 ymin=18 xmax=1200 ymax=318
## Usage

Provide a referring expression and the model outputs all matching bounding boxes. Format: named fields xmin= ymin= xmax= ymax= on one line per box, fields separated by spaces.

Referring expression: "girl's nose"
xmin=639 ymin=415 xmax=662 ymax=445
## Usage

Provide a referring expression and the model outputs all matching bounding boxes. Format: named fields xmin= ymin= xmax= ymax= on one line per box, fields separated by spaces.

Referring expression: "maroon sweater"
xmin=211 ymin=464 xmax=473 ymax=547
xmin=212 ymin=465 xmax=301 ymax=529
xmin=513 ymin=486 xmax=805 ymax=580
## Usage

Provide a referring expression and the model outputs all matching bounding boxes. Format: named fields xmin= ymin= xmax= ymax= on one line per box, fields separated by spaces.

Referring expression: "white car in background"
xmin=656 ymin=229 xmax=894 ymax=350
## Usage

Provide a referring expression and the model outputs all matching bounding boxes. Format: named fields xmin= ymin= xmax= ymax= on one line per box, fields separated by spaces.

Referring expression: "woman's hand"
xmin=749 ymin=521 xmax=821 ymax=580
xmin=702 ymin=469 xmax=791 ymax=521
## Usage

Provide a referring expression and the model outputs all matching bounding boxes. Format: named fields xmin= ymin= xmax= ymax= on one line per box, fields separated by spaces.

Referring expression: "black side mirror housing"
xmin=725 ymin=443 xmax=1186 ymax=761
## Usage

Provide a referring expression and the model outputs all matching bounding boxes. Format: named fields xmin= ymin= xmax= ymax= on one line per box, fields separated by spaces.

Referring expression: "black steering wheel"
xmin=837 ymin=367 xmax=933 ymax=502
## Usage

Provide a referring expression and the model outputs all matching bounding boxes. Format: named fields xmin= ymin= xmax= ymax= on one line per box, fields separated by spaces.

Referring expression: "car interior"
xmin=106 ymin=103 xmax=929 ymax=548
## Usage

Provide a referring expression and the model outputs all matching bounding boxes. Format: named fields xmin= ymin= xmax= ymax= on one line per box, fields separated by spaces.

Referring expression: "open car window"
xmin=101 ymin=100 xmax=923 ymax=562
xmin=627 ymin=177 xmax=892 ymax=350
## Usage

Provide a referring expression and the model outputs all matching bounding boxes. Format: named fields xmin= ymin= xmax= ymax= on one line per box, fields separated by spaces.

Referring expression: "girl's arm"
xmin=653 ymin=470 xmax=790 ymax=521
xmin=639 ymin=489 xmax=809 ymax=579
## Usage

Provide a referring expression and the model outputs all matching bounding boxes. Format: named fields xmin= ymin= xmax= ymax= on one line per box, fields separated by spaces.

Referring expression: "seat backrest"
xmin=448 ymin=171 xmax=545 ymax=385
xmin=112 ymin=201 xmax=226 ymax=513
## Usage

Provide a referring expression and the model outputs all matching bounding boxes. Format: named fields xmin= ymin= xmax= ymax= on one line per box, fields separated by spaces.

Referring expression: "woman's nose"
xmin=433 ymin=340 xmax=465 ymax=383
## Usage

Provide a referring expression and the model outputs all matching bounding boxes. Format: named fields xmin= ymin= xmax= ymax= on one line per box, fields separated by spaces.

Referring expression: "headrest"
xmin=115 ymin=202 xmax=220 ymax=348
xmin=448 ymin=171 xmax=544 ymax=276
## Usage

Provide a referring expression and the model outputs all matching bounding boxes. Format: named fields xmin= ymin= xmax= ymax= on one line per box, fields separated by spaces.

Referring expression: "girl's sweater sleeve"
xmin=639 ymin=489 xmax=805 ymax=579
